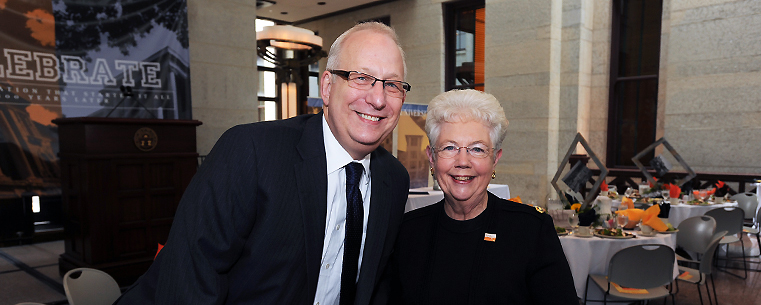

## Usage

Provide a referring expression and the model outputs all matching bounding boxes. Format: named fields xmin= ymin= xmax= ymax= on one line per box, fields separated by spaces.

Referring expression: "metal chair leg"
xmin=583 ymin=276 xmax=590 ymax=305
xmin=698 ymin=282 xmax=705 ymax=305
xmin=710 ymin=273 xmax=719 ymax=305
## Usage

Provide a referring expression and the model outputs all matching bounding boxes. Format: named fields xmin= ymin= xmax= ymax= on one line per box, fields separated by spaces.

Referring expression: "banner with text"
xmin=0 ymin=0 xmax=191 ymax=196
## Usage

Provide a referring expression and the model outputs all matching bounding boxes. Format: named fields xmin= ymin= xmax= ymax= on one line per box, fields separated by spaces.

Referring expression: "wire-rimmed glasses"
xmin=433 ymin=144 xmax=493 ymax=159
xmin=328 ymin=69 xmax=411 ymax=98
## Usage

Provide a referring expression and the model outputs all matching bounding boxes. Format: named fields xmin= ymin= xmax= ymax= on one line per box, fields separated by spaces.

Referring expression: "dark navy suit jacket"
xmin=115 ymin=113 xmax=410 ymax=304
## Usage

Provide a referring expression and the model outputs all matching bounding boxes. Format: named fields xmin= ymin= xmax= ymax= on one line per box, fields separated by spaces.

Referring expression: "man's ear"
xmin=320 ymin=71 xmax=332 ymax=106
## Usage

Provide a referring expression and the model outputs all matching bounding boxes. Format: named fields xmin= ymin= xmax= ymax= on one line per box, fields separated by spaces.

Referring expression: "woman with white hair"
xmin=388 ymin=89 xmax=577 ymax=304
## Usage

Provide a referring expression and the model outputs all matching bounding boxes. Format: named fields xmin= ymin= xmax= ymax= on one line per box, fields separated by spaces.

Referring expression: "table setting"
xmin=549 ymin=180 xmax=747 ymax=299
xmin=551 ymin=185 xmax=681 ymax=299
xmin=557 ymin=221 xmax=678 ymax=298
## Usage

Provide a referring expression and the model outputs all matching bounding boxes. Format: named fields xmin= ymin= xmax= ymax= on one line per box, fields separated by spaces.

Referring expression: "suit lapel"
xmin=355 ymin=151 xmax=394 ymax=305
xmin=294 ymin=114 xmax=328 ymax=299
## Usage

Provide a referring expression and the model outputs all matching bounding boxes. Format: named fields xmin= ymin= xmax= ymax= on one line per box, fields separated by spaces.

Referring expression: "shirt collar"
xmin=323 ymin=116 xmax=371 ymax=177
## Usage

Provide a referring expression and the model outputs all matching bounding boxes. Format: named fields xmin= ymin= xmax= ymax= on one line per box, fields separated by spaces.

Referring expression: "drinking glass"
xmin=616 ymin=213 xmax=629 ymax=230
xmin=698 ymin=189 xmax=708 ymax=201
xmin=661 ymin=189 xmax=670 ymax=202
xmin=624 ymin=187 xmax=634 ymax=197
xmin=569 ymin=212 xmax=580 ymax=234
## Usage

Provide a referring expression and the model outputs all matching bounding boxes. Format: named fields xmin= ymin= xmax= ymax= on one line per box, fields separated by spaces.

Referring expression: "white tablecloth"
xmin=559 ymin=232 xmax=678 ymax=299
xmin=668 ymin=202 xmax=738 ymax=228
xmin=405 ymin=184 xmax=510 ymax=213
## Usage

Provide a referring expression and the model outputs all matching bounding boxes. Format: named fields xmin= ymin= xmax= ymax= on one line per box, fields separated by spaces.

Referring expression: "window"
xmin=607 ymin=0 xmax=663 ymax=167
xmin=258 ymin=18 xmax=325 ymax=120
xmin=256 ymin=19 xmax=279 ymax=121
xmin=444 ymin=0 xmax=485 ymax=91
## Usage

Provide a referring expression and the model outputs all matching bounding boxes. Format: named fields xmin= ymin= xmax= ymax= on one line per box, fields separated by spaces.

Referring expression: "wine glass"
xmin=616 ymin=213 xmax=629 ymax=230
xmin=698 ymin=189 xmax=708 ymax=201
xmin=661 ymin=189 xmax=670 ymax=202
xmin=569 ymin=212 xmax=580 ymax=234
xmin=624 ymin=187 xmax=634 ymax=197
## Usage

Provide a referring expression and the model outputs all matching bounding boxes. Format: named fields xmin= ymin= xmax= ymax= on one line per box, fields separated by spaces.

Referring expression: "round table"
xmin=667 ymin=201 xmax=737 ymax=228
xmin=559 ymin=231 xmax=678 ymax=299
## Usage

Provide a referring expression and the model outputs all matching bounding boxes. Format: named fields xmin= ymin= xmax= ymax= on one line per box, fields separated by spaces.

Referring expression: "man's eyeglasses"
xmin=329 ymin=69 xmax=411 ymax=98
xmin=433 ymin=144 xmax=493 ymax=159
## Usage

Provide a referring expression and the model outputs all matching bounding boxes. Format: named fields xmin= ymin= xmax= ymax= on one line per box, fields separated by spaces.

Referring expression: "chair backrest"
xmin=63 ymin=268 xmax=121 ymax=305
xmin=705 ymin=207 xmax=744 ymax=235
xmin=676 ymin=215 xmax=716 ymax=254
xmin=607 ymin=244 xmax=675 ymax=289
xmin=700 ymin=230 xmax=728 ymax=275
xmin=732 ymin=192 xmax=758 ymax=221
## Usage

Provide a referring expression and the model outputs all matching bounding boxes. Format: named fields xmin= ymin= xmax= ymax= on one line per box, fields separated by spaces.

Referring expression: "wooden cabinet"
xmin=53 ymin=118 xmax=201 ymax=286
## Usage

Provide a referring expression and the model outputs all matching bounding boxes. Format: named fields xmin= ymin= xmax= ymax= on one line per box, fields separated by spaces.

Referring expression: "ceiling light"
xmin=257 ymin=25 xmax=323 ymax=50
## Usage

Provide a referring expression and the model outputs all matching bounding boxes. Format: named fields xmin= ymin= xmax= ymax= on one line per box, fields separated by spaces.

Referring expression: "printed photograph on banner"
xmin=395 ymin=104 xmax=428 ymax=188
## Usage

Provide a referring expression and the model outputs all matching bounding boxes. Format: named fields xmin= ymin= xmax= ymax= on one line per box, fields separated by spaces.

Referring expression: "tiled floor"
xmin=0 ymin=241 xmax=67 ymax=305
xmin=1 ymin=239 xmax=761 ymax=304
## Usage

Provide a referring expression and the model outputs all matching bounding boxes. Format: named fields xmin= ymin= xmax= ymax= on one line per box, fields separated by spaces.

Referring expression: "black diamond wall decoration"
xmin=551 ymin=133 xmax=608 ymax=210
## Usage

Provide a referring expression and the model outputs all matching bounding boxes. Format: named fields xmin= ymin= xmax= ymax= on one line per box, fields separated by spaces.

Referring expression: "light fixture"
xmin=257 ymin=25 xmax=327 ymax=119
xmin=256 ymin=0 xmax=275 ymax=9
xmin=257 ymin=25 xmax=323 ymax=50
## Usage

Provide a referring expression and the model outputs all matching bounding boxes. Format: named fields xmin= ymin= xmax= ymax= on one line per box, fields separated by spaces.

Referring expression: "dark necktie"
xmin=340 ymin=162 xmax=364 ymax=305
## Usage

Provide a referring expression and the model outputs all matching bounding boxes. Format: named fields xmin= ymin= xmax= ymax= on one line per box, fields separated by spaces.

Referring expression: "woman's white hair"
xmin=425 ymin=89 xmax=509 ymax=155
xmin=325 ymin=22 xmax=407 ymax=79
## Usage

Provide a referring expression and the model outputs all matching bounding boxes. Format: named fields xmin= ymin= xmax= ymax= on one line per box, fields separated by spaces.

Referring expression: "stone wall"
xmin=188 ymin=0 xmax=259 ymax=155
xmin=662 ymin=0 xmax=761 ymax=174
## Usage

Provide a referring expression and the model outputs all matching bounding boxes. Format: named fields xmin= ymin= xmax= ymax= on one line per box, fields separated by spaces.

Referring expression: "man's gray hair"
xmin=325 ymin=22 xmax=407 ymax=79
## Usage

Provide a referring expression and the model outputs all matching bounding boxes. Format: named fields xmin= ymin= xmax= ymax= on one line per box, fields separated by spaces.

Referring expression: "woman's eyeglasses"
xmin=434 ymin=144 xmax=493 ymax=159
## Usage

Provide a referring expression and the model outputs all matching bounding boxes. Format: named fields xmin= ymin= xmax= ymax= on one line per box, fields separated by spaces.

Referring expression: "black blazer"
xmin=116 ymin=113 xmax=410 ymax=304
xmin=389 ymin=193 xmax=578 ymax=304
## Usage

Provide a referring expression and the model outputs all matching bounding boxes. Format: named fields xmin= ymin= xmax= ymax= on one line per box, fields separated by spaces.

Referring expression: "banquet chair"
xmin=675 ymin=230 xmax=727 ymax=305
xmin=63 ymin=268 xmax=122 ymax=305
xmin=676 ymin=216 xmax=716 ymax=263
xmin=732 ymin=192 xmax=759 ymax=227
xmin=744 ymin=206 xmax=761 ymax=259
xmin=584 ymin=244 xmax=676 ymax=305
xmin=705 ymin=207 xmax=747 ymax=279
xmin=734 ymin=193 xmax=761 ymax=257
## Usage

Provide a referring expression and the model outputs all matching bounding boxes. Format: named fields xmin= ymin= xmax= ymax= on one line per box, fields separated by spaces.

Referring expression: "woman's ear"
xmin=426 ymin=145 xmax=435 ymax=166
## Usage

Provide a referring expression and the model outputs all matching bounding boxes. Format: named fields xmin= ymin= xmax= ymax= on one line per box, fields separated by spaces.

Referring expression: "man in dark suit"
xmin=115 ymin=22 xmax=410 ymax=304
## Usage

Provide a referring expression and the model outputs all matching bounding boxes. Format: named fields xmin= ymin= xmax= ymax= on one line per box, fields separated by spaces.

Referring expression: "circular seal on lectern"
xmin=134 ymin=127 xmax=158 ymax=151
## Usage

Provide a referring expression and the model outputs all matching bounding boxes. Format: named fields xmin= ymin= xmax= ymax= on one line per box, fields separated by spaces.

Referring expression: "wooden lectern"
xmin=53 ymin=117 xmax=202 ymax=286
